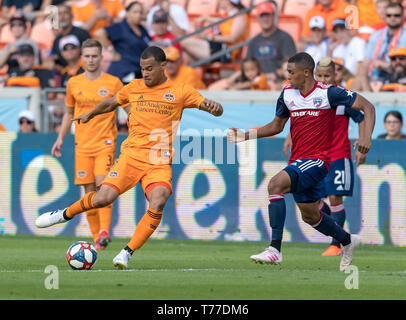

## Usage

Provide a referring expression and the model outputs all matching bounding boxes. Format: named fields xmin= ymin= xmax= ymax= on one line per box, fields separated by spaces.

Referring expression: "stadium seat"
xmin=186 ymin=0 xmax=219 ymax=16
xmin=30 ymin=21 xmax=55 ymax=51
xmin=283 ymin=0 xmax=315 ymax=21
xmin=278 ymin=14 xmax=302 ymax=43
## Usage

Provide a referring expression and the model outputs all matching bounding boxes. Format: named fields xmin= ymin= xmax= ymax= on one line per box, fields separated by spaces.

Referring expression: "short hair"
xmin=288 ymin=52 xmax=315 ymax=73
xmin=126 ymin=1 xmax=142 ymax=12
xmin=386 ymin=1 xmax=404 ymax=14
xmin=317 ymin=57 xmax=335 ymax=72
xmin=81 ymin=39 xmax=102 ymax=54
xmin=384 ymin=110 xmax=403 ymax=123
xmin=141 ymin=46 xmax=166 ymax=62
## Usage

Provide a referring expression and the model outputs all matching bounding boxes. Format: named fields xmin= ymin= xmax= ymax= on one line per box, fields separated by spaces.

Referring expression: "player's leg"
xmin=297 ymin=201 xmax=360 ymax=271
xmin=94 ymin=150 xmax=115 ymax=249
xmin=321 ymin=194 xmax=345 ymax=256
xmin=113 ymin=165 xmax=172 ymax=269
xmin=250 ymin=170 xmax=291 ymax=264
xmin=82 ymin=182 xmax=100 ymax=246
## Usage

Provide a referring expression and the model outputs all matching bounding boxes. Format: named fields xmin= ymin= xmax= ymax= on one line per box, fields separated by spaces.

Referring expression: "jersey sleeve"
xmin=182 ymin=84 xmax=205 ymax=109
xmin=65 ymin=79 xmax=75 ymax=108
xmin=327 ymin=86 xmax=357 ymax=108
xmin=275 ymin=90 xmax=290 ymax=118
xmin=345 ymin=107 xmax=364 ymax=123
xmin=116 ymin=82 xmax=133 ymax=105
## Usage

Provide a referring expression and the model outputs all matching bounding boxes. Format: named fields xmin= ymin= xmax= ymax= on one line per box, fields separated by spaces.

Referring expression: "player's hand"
xmin=283 ymin=136 xmax=292 ymax=158
xmin=353 ymin=138 xmax=371 ymax=155
xmin=72 ymin=112 xmax=93 ymax=124
xmin=202 ymin=99 xmax=223 ymax=116
xmin=51 ymin=138 xmax=63 ymax=158
xmin=227 ymin=128 xmax=246 ymax=143
xmin=353 ymin=150 xmax=366 ymax=167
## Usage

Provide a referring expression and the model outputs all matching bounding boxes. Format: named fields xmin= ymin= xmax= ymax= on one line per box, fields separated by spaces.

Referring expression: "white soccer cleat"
xmin=35 ymin=208 xmax=69 ymax=228
xmin=250 ymin=246 xmax=282 ymax=265
xmin=340 ymin=234 xmax=361 ymax=272
xmin=113 ymin=249 xmax=132 ymax=270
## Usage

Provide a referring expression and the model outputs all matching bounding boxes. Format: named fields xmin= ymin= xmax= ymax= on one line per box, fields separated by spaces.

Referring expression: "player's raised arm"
xmin=72 ymin=95 xmax=120 ymax=124
xmin=199 ymin=99 xmax=223 ymax=117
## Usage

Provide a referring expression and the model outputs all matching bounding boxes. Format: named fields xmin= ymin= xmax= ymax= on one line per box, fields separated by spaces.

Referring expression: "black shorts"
xmin=208 ymin=40 xmax=231 ymax=63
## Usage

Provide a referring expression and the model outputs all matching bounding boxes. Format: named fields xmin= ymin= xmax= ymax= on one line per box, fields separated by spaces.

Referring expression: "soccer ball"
xmin=66 ymin=241 xmax=97 ymax=270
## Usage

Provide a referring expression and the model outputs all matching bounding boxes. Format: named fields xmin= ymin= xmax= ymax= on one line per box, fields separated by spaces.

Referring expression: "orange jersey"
xmin=72 ymin=0 xmax=125 ymax=38
xmin=116 ymin=78 xmax=205 ymax=164
xmin=66 ymin=72 xmax=123 ymax=155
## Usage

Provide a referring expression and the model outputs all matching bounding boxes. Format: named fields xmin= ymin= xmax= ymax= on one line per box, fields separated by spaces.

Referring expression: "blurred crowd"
xmin=0 ymin=0 xmax=405 ymax=139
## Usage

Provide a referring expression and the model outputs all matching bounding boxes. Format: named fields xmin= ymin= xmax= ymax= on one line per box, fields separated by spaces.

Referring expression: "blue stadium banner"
xmin=1 ymin=132 xmax=405 ymax=246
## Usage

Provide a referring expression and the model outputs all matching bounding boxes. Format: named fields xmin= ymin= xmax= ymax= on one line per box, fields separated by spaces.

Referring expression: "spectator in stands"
xmin=94 ymin=1 xmax=151 ymax=83
xmin=330 ymin=18 xmax=366 ymax=75
xmin=363 ymin=2 xmax=406 ymax=81
xmin=1 ymin=0 xmax=42 ymax=20
xmin=164 ymin=46 xmax=206 ymax=89
xmin=45 ymin=5 xmax=90 ymax=72
xmin=380 ymin=46 xmax=406 ymax=92
xmin=5 ymin=43 xmax=55 ymax=89
xmin=59 ymin=35 xmax=84 ymax=88
xmin=0 ymin=11 xmax=41 ymax=70
xmin=355 ymin=0 xmax=386 ymax=31
xmin=304 ymin=16 xmax=329 ymax=66
xmin=301 ymin=0 xmax=360 ymax=47
xmin=72 ymin=0 xmax=126 ymax=38
xmin=208 ymin=57 xmax=269 ymax=90
xmin=371 ymin=0 xmax=389 ymax=30
xmin=180 ymin=0 xmax=250 ymax=64
xmin=333 ymin=57 xmax=355 ymax=89
xmin=150 ymin=8 xmax=182 ymax=53
xmin=245 ymin=2 xmax=296 ymax=79
xmin=377 ymin=110 xmax=406 ymax=139
xmin=146 ymin=0 xmax=190 ymax=37
xmin=18 ymin=110 xmax=37 ymax=133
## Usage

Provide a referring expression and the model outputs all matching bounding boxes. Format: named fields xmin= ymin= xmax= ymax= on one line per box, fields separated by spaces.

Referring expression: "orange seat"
xmin=278 ymin=14 xmax=302 ymax=43
xmin=30 ymin=20 xmax=55 ymax=50
xmin=187 ymin=0 xmax=219 ymax=16
xmin=283 ymin=0 xmax=315 ymax=21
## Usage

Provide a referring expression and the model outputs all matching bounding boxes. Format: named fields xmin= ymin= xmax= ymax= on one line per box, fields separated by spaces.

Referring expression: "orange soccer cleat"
xmin=322 ymin=245 xmax=342 ymax=256
xmin=99 ymin=229 xmax=111 ymax=248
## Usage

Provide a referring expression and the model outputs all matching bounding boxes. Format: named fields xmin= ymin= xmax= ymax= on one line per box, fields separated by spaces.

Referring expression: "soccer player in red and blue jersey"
xmin=227 ymin=52 xmax=375 ymax=272
xmin=284 ymin=57 xmax=367 ymax=256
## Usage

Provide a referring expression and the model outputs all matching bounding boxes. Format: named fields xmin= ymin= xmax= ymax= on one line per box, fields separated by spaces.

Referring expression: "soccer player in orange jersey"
xmin=51 ymin=39 xmax=125 ymax=250
xmin=36 ymin=46 xmax=223 ymax=269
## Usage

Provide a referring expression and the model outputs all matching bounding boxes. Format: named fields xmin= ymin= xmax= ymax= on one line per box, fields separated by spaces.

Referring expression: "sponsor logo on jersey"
xmin=164 ymin=93 xmax=175 ymax=102
xmin=98 ymin=88 xmax=109 ymax=97
xmin=291 ymin=110 xmax=320 ymax=117
xmin=138 ymin=95 xmax=144 ymax=100
xmin=77 ymin=170 xmax=87 ymax=178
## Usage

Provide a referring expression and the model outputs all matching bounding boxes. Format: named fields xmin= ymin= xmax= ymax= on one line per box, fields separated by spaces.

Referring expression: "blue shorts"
xmin=324 ymin=158 xmax=354 ymax=196
xmin=284 ymin=158 xmax=328 ymax=203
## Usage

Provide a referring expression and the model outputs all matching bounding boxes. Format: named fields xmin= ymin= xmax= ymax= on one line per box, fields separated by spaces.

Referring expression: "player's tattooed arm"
xmin=72 ymin=96 xmax=120 ymax=124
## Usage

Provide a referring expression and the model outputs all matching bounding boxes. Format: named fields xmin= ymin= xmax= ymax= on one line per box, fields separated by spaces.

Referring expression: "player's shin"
xmin=85 ymin=209 xmax=100 ymax=240
xmin=330 ymin=203 xmax=346 ymax=247
xmin=268 ymin=194 xmax=286 ymax=252
xmin=65 ymin=191 xmax=96 ymax=219
xmin=127 ymin=208 xmax=163 ymax=252
xmin=312 ymin=212 xmax=351 ymax=246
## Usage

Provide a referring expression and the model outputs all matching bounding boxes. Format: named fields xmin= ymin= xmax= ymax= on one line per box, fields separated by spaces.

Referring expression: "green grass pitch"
xmin=1 ymin=234 xmax=406 ymax=300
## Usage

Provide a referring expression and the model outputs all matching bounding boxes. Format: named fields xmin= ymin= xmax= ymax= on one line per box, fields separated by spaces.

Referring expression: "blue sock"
xmin=312 ymin=213 xmax=351 ymax=246
xmin=330 ymin=204 xmax=346 ymax=247
xmin=268 ymin=195 xmax=286 ymax=252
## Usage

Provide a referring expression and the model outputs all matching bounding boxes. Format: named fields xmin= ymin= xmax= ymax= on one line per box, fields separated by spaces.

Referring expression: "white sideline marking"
xmin=0 ymin=268 xmax=223 ymax=273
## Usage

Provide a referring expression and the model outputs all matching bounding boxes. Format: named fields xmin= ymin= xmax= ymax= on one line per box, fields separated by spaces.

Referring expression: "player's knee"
xmin=301 ymin=212 xmax=319 ymax=225
xmin=268 ymin=179 xmax=284 ymax=195
xmin=93 ymin=190 xmax=116 ymax=208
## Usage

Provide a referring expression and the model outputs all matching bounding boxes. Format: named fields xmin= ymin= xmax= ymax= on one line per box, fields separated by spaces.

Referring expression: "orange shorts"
xmin=100 ymin=152 xmax=172 ymax=196
xmin=75 ymin=149 xmax=115 ymax=185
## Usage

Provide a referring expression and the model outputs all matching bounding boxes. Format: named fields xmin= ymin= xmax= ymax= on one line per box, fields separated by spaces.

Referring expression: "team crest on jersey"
xmin=109 ymin=171 xmax=118 ymax=178
xmin=98 ymin=88 xmax=109 ymax=97
xmin=313 ymin=98 xmax=323 ymax=108
xmin=164 ymin=92 xmax=175 ymax=102
xmin=77 ymin=170 xmax=87 ymax=178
